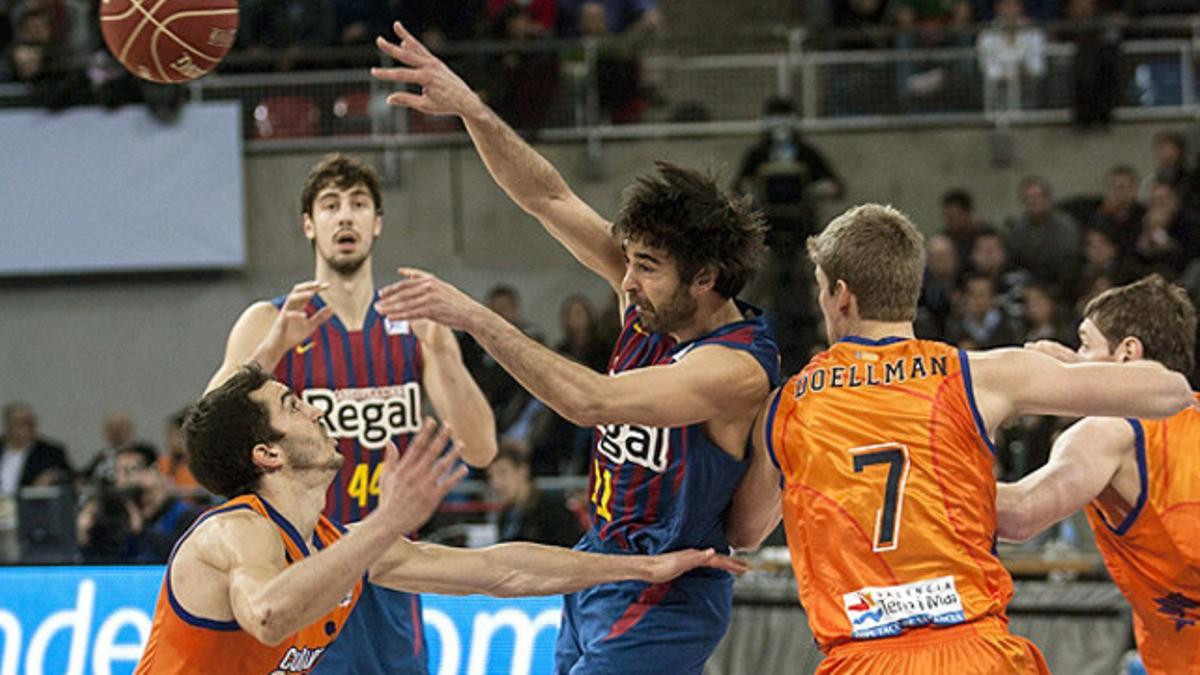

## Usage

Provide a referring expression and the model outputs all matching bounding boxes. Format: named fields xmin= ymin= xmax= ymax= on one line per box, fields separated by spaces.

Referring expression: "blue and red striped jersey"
xmin=271 ymin=291 xmax=424 ymax=524
xmin=587 ymin=301 xmax=780 ymax=555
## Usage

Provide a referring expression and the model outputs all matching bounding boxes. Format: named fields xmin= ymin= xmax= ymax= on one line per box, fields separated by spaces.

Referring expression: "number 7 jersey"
xmin=766 ymin=336 xmax=1011 ymax=651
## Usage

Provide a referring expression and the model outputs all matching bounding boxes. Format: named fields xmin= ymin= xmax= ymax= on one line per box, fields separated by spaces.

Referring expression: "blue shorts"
xmin=554 ymin=569 xmax=733 ymax=674
xmin=315 ymin=582 xmax=428 ymax=674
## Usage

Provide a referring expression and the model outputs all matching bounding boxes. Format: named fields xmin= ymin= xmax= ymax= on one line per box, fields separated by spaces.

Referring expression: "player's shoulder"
xmin=182 ymin=506 xmax=280 ymax=564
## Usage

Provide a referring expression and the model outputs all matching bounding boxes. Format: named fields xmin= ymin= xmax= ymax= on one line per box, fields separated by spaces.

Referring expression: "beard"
xmin=285 ymin=439 xmax=345 ymax=474
xmin=633 ymin=285 xmax=698 ymax=334
xmin=327 ymin=252 xmax=368 ymax=276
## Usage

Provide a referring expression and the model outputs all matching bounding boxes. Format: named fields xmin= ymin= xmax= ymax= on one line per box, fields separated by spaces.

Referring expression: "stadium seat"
xmin=253 ymin=96 xmax=319 ymax=139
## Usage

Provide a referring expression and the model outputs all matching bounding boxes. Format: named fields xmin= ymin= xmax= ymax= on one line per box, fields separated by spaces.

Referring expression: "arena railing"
xmin=1 ymin=16 xmax=1196 ymax=151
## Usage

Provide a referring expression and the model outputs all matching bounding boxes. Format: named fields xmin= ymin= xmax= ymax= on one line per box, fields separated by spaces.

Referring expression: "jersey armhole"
xmin=1094 ymin=419 xmax=1149 ymax=536
xmin=164 ymin=503 xmax=254 ymax=632
xmin=957 ymin=349 xmax=1000 ymax=458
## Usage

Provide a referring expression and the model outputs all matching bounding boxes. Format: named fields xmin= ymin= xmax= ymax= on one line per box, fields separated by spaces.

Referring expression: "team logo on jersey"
xmin=295 ymin=341 xmax=315 ymax=355
xmin=271 ymin=646 xmax=326 ymax=673
xmin=842 ymin=576 xmax=965 ymax=639
xmin=383 ymin=318 xmax=411 ymax=335
xmin=303 ymin=384 xmax=422 ymax=449
xmin=1154 ymin=591 xmax=1200 ymax=631
xmin=595 ymin=424 xmax=670 ymax=473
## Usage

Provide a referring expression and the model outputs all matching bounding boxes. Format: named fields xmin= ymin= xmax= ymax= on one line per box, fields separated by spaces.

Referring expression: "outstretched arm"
xmin=412 ymin=320 xmax=498 ymax=467
xmin=205 ymin=281 xmax=333 ymax=394
xmin=371 ymin=22 xmax=625 ymax=291
xmin=996 ymin=416 xmax=1132 ymax=542
xmin=727 ymin=388 xmax=785 ymax=551
xmin=376 ymin=270 xmax=768 ymax=429
xmin=369 ymin=540 xmax=747 ymax=597
xmin=967 ymin=347 xmax=1193 ymax=432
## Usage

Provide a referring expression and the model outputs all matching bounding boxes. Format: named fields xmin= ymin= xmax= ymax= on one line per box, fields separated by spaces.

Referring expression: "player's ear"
xmin=302 ymin=213 xmax=316 ymax=242
xmin=833 ymin=278 xmax=853 ymax=312
xmin=372 ymin=213 xmax=382 ymax=238
xmin=1115 ymin=336 xmax=1145 ymax=363
xmin=690 ymin=266 xmax=717 ymax=294
xmin=251 ymin=443 xmax=285 ymax=471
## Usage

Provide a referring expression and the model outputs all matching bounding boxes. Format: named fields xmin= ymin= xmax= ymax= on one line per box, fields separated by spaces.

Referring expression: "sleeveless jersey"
xmin=1088 ymin=407 xmax=1200 ymax=674
xmin=135 ymin=494 xmax=361 ymax=675
xmin=271 ymin=291 xmax=424 ymax=524
xmin=271 ymin=290 xmax=427 ymax=672
xmin=768 ymin=336 xmax=1011 ymax=651
xmin=587 ymin=302 xmax=780 ymax=554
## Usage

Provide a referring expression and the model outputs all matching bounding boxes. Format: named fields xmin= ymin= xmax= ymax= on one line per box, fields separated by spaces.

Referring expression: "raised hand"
xmin=262 ymin=280 xmax=334 ymax=356
xmin=375 ymin=419 xmax=468 ymax=536
xmin=375 ymin=268 xmax=483 ymax=332
xmin=371 ymin=21 xmax=481 ymax=118
xmin=641 ymin=549 xmax=751 ymax=583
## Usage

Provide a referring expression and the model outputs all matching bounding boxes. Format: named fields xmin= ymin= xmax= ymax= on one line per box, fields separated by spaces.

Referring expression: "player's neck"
xmin=314 ymin=261 xmax=376 ymax=330
xmin=671 ymin=299 xmax=744 ymax=344
xmin=256 ymin=478 xmax=326 ymax=540
xmin=842 ymin=320 xmax=915 ymax=342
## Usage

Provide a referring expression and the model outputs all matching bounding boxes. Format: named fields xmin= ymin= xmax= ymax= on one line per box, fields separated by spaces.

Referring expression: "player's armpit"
xmin=966 ymin=348 xmax=1192 ymax=430
xmin=585 ymin=346 xmax=770 ymax=429
xmin=996 ymin=417 xmax=1133 ymax=543
xmin=727 ymin=388 xmax=784 ymax=551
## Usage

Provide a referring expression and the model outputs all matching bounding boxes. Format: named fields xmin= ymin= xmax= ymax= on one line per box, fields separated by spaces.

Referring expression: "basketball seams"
xmin=104 ymin=0 xmax=236 ymax=83
xmin=116 ymin=0 xmax=172 ymax=62
xmin=152 ymin=9 xmax=239 ymax=66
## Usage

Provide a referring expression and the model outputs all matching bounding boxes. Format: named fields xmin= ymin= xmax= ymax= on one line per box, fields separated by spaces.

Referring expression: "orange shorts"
xmin=816 ymin=618 xmax=1050 ymax=675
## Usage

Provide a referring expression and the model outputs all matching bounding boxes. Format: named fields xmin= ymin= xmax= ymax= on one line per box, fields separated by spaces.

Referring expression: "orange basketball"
xmin=100 ymin=0 xmax=239 ymax=84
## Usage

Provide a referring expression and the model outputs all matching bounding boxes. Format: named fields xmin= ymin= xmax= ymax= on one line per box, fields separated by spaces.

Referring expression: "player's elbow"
xmin=559 ymin=391 xmax=608 ymax=427
xmin=244 ymin=607 xmax=292 ymax=647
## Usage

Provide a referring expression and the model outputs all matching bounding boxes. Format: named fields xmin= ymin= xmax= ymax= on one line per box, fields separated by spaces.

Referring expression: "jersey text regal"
xmin=596 ymin=424 xmax=670 ymax=472
xmin=303 ymin=383 xmax=422 ymax=449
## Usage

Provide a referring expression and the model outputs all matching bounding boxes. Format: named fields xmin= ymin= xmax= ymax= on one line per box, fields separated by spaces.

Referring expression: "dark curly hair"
xmin=613 ymin=162 xmax=766 ymax=298
xmin=184 ymin=365 xmax=283 ymax=498
xmin=301 ymin=153 xmax=383 ymax=217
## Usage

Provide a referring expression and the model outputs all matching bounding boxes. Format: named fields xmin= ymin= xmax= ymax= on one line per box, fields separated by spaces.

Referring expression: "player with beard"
xmin=137 ymin=357 xmax=747 ymax=674
xmin=370 ymin=23 xmax=780 ymax=674
xmin=206 ymin=154 xmax=496 ymax=674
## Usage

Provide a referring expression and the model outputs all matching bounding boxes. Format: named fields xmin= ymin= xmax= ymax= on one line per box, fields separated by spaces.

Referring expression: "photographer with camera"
xmin=733 ymin=97 xmax=844 ymax=372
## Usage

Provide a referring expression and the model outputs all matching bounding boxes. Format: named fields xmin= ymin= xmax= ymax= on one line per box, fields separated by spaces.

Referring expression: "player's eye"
xmin=637 ymin=263 xmax=652 ymax=273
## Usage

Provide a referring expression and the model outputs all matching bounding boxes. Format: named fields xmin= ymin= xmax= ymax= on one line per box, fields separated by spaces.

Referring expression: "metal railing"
xmin=3 ymin=18 xmax=1198 ymax=150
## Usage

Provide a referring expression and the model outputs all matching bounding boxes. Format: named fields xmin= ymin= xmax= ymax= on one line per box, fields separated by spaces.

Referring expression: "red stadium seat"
xmin=253 ymin=96 xmax=319 ymax=139
xmin=332 ymin=91 xmax=373 ymax=136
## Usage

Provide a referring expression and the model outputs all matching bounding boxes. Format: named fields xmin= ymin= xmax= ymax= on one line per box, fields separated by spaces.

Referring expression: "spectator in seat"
xmin=1093 ymin=164 xmax=1146 ymax=251
xmin=1006 ymin=175 xmax=1080 ymax=289
xmin=1135 ymin=180 xmax=1200 ymax=278
xmin=111 ymin=446 xmax=201 ymax=562
xmin=157 ymin=409 xmax=200 ymax=495
xmin=946 ymin=273 xmax=1020 ymax=349
xmin=977 ymin=0 xmax=1047 ymax=110
xmin=557 ymin=0 xmax=659 ymax=38
xmin=0 ymin=401 xmax=72 ymax=498
xmin=1021 ymin=282 xmax=1075 ymax=345
xmin=488 ymin=443 xmax=583 ymax=548
xmin=940 ymin=188 xmax=986 ymax=271
xmin=1139 ymin=130 xmax=1191 ymax=202
xmin=917 ymin=233 xmax=959 ymax=340
xmin=459 ymin=284 xmax=544 ymax=437
xmin=84 ymin=412 xmax=157 ymax=485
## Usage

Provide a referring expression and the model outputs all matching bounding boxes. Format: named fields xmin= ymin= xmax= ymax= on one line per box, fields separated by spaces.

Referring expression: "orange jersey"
xmin=768 ymin=337 xmax=1012 ymax=652
xmin=1088 ymin=407 xmax=1200 ymax=674
xmin=135 ymin=494 xmax=362 ymax=675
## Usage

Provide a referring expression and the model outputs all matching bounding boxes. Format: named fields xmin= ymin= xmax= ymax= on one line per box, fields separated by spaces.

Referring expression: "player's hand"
xmin=371 ymin=21 xmax=482 ymax=118
xmin=261 ymin=281 xmax=334 ymax=357
xmin=641 ymin=549 xmax=751 ymax=583
xmin=409 ymin=319 xmax=457 ymax=354
xmin=375 ymin=268 xmax=483 ymax=332
xmin=1023 ymin=340 xmax=1082 ymax=364
xmin=375 ymin=419 xmax=467 ymax=536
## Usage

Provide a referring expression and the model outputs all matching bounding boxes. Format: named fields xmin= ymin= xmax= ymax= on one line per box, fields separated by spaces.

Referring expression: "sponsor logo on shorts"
xmin=595 ymin=424 xmax=670 ymax=473
xmin=303 ymin=384 xmax=422 ymax=449
xmin=842 ymin=575 xmax=965 ymax=639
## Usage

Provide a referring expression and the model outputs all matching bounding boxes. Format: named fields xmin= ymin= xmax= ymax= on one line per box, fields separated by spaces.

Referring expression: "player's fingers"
xmin=396 ymin=267 xmax=431 ymax=279
xmin=436 ymin=464 xmax=468 ymax=496
xmin=392 ymin=21 xmax=430 ymax=57
xmin=417 ymin=424 xmax=454 ymax=472
xmin=382 ymin=439 xmax=399 ymax=471
xmin=398 ymin=418 xmax=438 ymax=470
xmin=707 ymin=553 xmax=751 ymax=576
xmin=373 ymin=36 xmax=412 ymax=64
xmin=384 ymin=91 xmax=426 ymax=110
xmin=431 ymin=441 xmax=463 ymax=483
xmin=370 ymin=64 xmax=426 ymax=86
xmin=307 ymin=306 xmax=335 ymax=329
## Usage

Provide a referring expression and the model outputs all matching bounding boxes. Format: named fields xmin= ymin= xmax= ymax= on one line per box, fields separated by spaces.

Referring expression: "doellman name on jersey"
xmin=303 ymin=383 xmax=421 ymax=449
xmin=796 ymin=355 xmax=949 ymax=399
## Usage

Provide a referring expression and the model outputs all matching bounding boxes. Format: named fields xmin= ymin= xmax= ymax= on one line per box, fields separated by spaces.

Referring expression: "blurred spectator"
xmin=1134 ymin=180 xmax=1200 ymax=278
xmin=1064 ymin=0 xmax=1119 ymax=129
xmin=0 ymin=401 xmax=72 ymax=497
xmin=157 ymin=409 xmax=199 ymax=493
xmin=890 ymin=0 xmax=973 ymax=106
xmin=485 ymin=4 xmax=559 ymax=132
xmin=977 ymin=0 xmax=1046 ymax=111
xmin=574 ymin=0 xmax=656 ymax=124
xmin=459 ymin=285 xmax=544 ymax=435
xmin=831 ymin=0 xmax=888 ymax=48
xmin=112 ymin=446 xmax=201 ymax=562
xmin=557 ymin=294 xmax=609 ymax=372
xmin=1005 ymin=176 xmax=1080 ymax=289
xmin=917 ymin=233 xmax=960 ymax=340
xmin=484 ymin=0 xmax=553 ymax=34
xmin=84 ymin=412 xmax=157 ymax=485
xmin=1021 ymin=282 xmax=1075 ymax=344
xmin=940 ymin=188 xmax=985 ymax=270
xmin=1139 ymin=130 xmax=1191 ymax=202
xmin=333 ymin=0 xmax=390 ymax=45
xmin=488 ymin=444 xmax=583 ymax=547
xmin=946 ymin=273 xmax=1020 ymax=349
xmin=76 ymin=488 xmax=136 ymax=563
xmin=8 ymin=2 xmax=89 ymax=108
xmin=1093 ymin=165 xmax=1146 ymax=251
xmin=969 ymin=227 xmax=1025 ymax=315
xmin=1074 ymin=225 xmax=1142 ymax=305
xmin=238 ymin=0 xmax=335 ymax=68
xmin=557 ymin=0 xmax=659 ymax=38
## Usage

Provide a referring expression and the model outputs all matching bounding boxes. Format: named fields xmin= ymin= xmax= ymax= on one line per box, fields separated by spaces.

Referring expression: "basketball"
xmin=100 ymin=0 xmax=239 ymax=84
